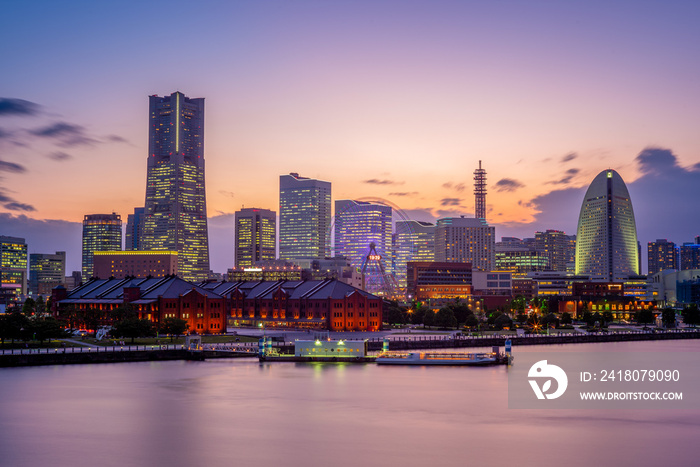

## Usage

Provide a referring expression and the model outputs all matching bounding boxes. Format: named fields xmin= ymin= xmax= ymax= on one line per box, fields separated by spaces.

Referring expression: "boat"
xmin=375 ymin=351 xmax=500 ymax=366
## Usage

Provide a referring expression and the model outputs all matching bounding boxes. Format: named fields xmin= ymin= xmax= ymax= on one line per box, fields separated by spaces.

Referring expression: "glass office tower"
xmin=279 ymin=173 xmax=331 ymax=261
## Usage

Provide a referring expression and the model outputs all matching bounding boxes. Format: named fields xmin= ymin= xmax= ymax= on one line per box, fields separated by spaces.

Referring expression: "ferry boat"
xmin=375 ymin=351 xmax=500 ymax=366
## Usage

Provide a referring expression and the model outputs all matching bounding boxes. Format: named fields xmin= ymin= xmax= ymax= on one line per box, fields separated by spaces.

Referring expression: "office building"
xmin=495 ymin=245 xmax=550 ymax=276
xmin=125 ymin=207 xmax=145 ymax=250
xmin=334 ymin=200 xmax=393 ymax=292
xmin=235 ymin=208 xmax=276 ymax=268
xmin=82 ymin=213 xmax=122 ymax=279
xmin=680 ymin=237 xmax=700 ymax=270
xmin=0 ymin=235 xmax=28 ymax=297
xmin=406 ymin=261 xmax=472 ymax=300
xmin=435 ymin=216 xmax=495 ymax=271
xmin=575 ymin=169 xmax=639 ymax=281
xmin=142 ymin=92 xmax=210 ymax=282
xmin=29 ymin=251 xmax=66 ymax=295
xmin=279 ymin=173 xmax=331 ymax=261
xmin=647 ymin=239 xmax=679 ymax=275
xmin=534 ymin=230 xmax=575 ymax=272
xmin=93 ymin=250 xmax=178 ymax=279
xmin=394 ymin=220 xmax=435 ymax=288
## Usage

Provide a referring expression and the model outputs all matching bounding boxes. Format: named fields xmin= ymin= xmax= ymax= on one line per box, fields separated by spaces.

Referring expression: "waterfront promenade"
xmin=2 ymin=328 xmax=698 ymax=367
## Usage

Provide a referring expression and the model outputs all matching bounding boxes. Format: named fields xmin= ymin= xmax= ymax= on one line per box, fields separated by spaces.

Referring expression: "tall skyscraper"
xmin=141 ymin=92 xmax=210 ymax=281
xmin=29 ymin=251 xmax=66 ymax=295
xmin=279 ymin=173 xmax=331 ymax=261
xmin=435 ymin=216 xmax=495 ymax=271
xmin=394 ymin=220 xmax=435 ymax=288
xmin=648 ymin=239 xmax=678 ymax=275
xmin=575 ymin=169 xmax=639 ymax=281
xmin=0 ymin=236 xmax=28 ymax=296
xmin=474 ymin=160 xmax=487 ymax=220
xmin=125 ymin=207 xmax=145 ymax=250
xmin=82 ymin=213 xmax=122 ymax=279
xmin=235 ymin=208 xmax=276 ymax=268
xmin=334 ymin=199 xmax=393 ymax=271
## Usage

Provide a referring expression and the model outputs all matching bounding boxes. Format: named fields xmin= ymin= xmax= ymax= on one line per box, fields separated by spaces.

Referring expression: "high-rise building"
xmin=279 ymin=173 xmax=331 ymax=261
xmin=394 ymin=220 xmax=435 ymax=288
xmin=82 ymin=213 xmax=122 ymax=279
xmin=647 ymin=239 xmax=679 ymax=275
xmin=125 ymin=207 xmax=145 ymax=250
xmin=680 ymin=237 xmax=700 ymax=270
xmin=141 ymin=92 xmax=210 ymax=282
xmin=474 ymin=161 xmax=487 ymax=220
xmin=435 ymin=216 xmax=495 ymax=271
xmin=334 ymin=200 xmax=392 ymax=292
xmin=534 ymin=230 xmax=575 ymax=272
xmin=29 ymin=251 xmax=66 ymax=295
xmin=575 ymin=169 xmax=639 ymax=281
xmin=235 ymin=208 xmax=276 ymax=268
xmin=0 ymin=235 xmax=28 ymax=296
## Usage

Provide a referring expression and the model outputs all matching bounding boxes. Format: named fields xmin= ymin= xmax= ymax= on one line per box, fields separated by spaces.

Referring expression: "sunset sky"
xmin=2 ymin=0 xmax=699 ymax=273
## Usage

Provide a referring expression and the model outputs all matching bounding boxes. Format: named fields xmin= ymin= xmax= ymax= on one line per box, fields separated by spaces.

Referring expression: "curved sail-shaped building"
xmin=575 ymin=169 xmax=639 ymax=281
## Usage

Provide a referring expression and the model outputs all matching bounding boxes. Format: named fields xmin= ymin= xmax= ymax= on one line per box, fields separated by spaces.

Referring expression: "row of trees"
xmin=0 ymin=306 xmax=191 ymax=346
xmin=383 ymin=299 xmax=700 ymax=330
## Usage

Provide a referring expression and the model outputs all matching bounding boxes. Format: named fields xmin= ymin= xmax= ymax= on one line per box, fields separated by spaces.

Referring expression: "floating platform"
xmin=259 ymin=354 xmax=376 ymax=363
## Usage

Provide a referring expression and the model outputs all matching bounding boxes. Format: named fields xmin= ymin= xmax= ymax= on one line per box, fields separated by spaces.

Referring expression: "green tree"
xmin=464 ymin=314 xmax=479 ymax=328
xmin=160 ymin=317 xmax=189 ymax=341
xmin=661 ymin=308 xmax=676 ymax=328
xmin=435 ymin=308 xmax=458 ymax=329
xmin=560 ymin=312 xmax=572 ymax=325
xmin=682 ymin=305 xmax=700 ymax=326
xmin=28 ymin=317 xmax=66 ymax=346
xmin=582 ymin=311 xmax=593 ymax=326
xmin=541 ymin=313 xmax=559 ymax=329
xmin=423 ymin=309 xmax=435 ymax=328
xmin=449 ymin=303 xmax=473 ymax=326
xmin=493 ymin=313 xmax=513 ymax=330
xmin=601 ymin=311 xmax=614 ymax=326
xmin=636 ymin=309 xmax=654 ymax=325
xmin=1 ymin=312 xmax=30 ymax=344
xmin=22 ymin=297 xmax=36 ymax=316
xmin=487 ymin=311 xmax=503 ymax=325
xmin=112 ymin=318 xmax=156 ymax=343
xmin=410 ymin=306 xmax=425 ymax=325
xmin=510 ymin=295 xmax=526 ymax=314
xmin=383 ymin=300 xmax=409 ymax=325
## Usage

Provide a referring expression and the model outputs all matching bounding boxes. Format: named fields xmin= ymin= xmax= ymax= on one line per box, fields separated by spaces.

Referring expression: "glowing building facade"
xmin=235 ymin=208 xmax=276 ymax=268
xmin=0 ymin=235 xmax=28 ymax=296
xmin=394 ymin=220 xmax=435 ymax=288
xmin=82 ymin=213 xmax=122 ymax=279
xmin=142 ymin=92 xmax=210 ymax=281
xmin=334 ymin=200 xmax=393 ymax=277
xmin=575 ymin=169 xmax=639 ymax=281
xmin=29 ymin=251 xmax=66 ymax=295
xmin=435 ymin=216 xmax=495 ymax=271
xmin=279 ymin=173 xmax=331 ymax=261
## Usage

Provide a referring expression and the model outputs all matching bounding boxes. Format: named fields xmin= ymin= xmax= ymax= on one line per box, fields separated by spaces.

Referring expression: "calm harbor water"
xmin=1 ymin=340 xmax=698 ymax=467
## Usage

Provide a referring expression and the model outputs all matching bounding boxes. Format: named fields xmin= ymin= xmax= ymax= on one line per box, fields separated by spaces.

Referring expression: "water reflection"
xmin=0 ymin=341 xmax=698 ymax=467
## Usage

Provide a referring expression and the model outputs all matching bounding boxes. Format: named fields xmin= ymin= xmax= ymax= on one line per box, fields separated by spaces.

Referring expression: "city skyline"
xmin=1 ymin=1 xmax=699 ymax=273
